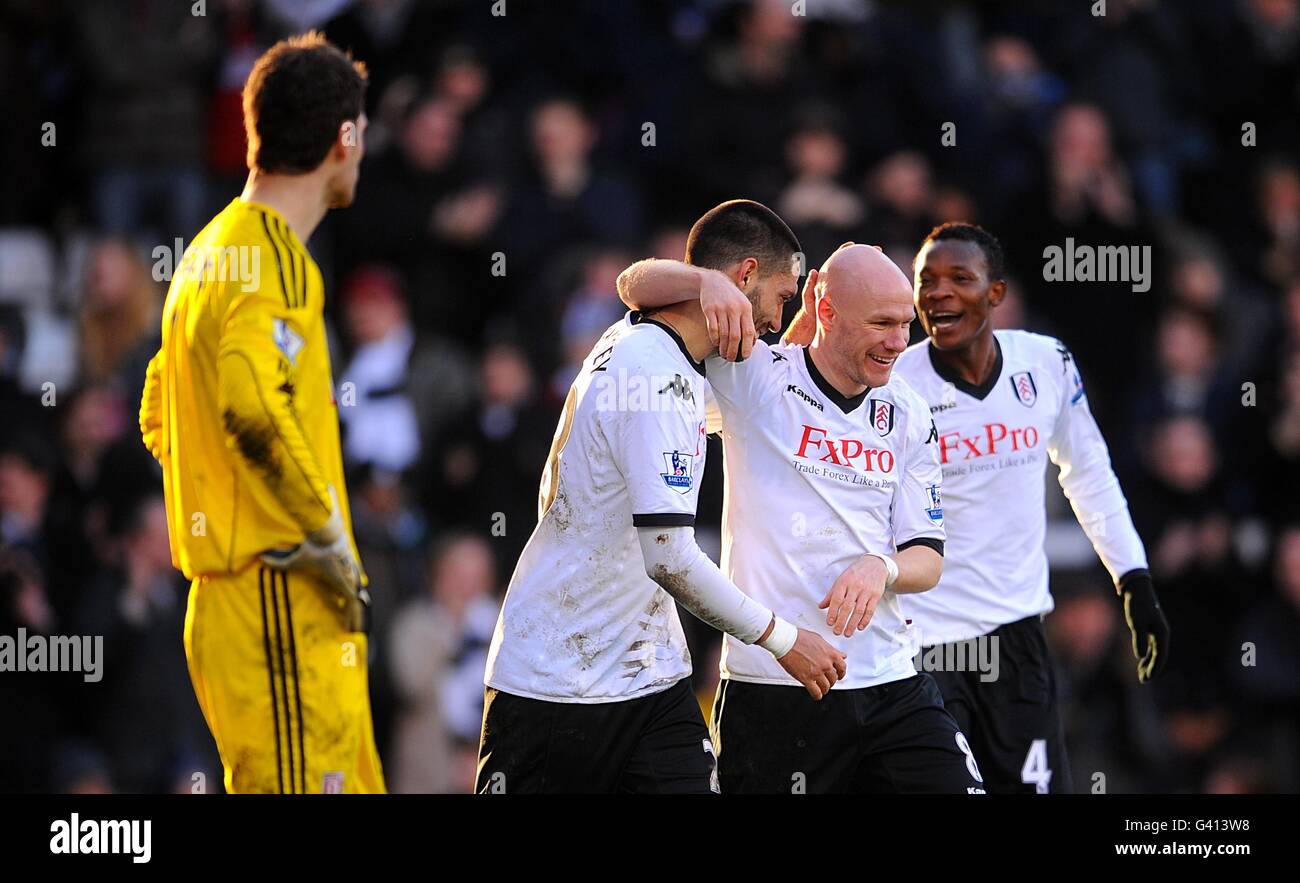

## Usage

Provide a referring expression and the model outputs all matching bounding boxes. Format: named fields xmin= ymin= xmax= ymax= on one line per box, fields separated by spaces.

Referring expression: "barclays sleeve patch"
xmin=661 ymin=451 xmax=694 ymax=493
xmin=272 ymin=318 xmax=305 ymax=364
xmin=925 ymin=482 xmax=944 ymax=523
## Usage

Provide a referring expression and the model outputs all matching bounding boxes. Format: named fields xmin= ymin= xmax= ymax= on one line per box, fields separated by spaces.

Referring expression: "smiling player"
xmin=892 ymin=222 xmax=1170 ymax=793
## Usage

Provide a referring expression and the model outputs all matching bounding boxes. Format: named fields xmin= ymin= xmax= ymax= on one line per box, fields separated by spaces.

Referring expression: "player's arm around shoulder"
xmin=617 ymin=259 xmax=755 ymax=362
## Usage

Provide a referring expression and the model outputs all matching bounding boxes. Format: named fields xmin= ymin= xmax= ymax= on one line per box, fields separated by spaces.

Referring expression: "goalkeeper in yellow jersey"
xmin=138 ymin=32 xmax=384 ymax=794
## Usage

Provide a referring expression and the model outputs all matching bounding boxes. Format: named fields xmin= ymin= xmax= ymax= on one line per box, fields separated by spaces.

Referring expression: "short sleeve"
xmin=892 ymin=401 xmax=946 ymax=554
xmin=606 ymin=368 xmax=707 ymax=528
xmin=705 ymin=339 xmax=790 ymax=418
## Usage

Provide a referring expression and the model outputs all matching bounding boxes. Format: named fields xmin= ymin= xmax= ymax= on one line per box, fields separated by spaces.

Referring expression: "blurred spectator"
xmin=338 ymin=265 xmax=476 ymax=473
xmin=338 ymin=266 xmax=422 ymax=474
xmin=1128 ymin=306 xmax=1241 ymax=458
xmin=777 ymin=107 xmax=864 ymax=269
xmin=1256 ymin=159 xmax=1300 ymax=288
xmin=73 ymin=0 xmax=218 ymax=240
xmin=976 ymin=35 xmax=1065 ymax=217
xmin=0 ymin=434 xmax=57 ymax=600
xmin=1166 ymin=242 xmax=1272 ymax=374
xmin=388 ymin=532 xmax=501 ymax=793
xmin=1129 ymin=416 xmax=1245 ymax=785
xmin=0 ymin=545 xmax=60 ymax=792
xmin=424 ymin=342 xmax=557 ymax=571
xmin=684 ymin=0 xmax=810 ymax=205
xmin=76 ymin=239 xmax=161 ymax=396
xmin=863 ymin=151 xmax=937 ymax=267
xmin=1007 ymin=103 xmax=1154 ymax=417
xmin=350 ymin=465 xmax=427 ymax=647
xmin=550 ymin=247 xmax=630 ymax=399
xmin=1049 ymin=578 xmax=1167 ymax=793
xmin=74 ymin=495 xmax=218 ymax=793
xmin=1228 ymin=524 xmax=1300 ymax=790
xmin=496 ymin=96 xmax=644 ymax=277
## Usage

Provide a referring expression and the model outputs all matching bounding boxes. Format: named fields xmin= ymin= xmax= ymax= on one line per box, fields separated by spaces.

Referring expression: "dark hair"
xmin=686 ymin=200 xmax=801 ymax=277
xmin=243 ymin=31 xmax=368 ymax=174
xmin=922 ymin=222 xmax=1005 ymax=281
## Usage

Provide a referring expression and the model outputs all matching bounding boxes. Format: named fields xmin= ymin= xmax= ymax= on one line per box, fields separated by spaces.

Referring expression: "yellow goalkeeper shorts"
xmin=183 ymin=563 xmax=386 ymax=794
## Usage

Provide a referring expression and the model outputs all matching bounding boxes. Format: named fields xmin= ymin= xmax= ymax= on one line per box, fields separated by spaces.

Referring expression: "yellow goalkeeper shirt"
xmin=140 ymin=197 xmax=365 ymax=582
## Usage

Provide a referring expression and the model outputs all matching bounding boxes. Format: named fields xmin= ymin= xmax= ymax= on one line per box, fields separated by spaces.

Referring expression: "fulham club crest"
xmin=1010 ymin=371 xmax=1037 ymax=407
xmin=868 ymin=399 xmax=895 ymax=437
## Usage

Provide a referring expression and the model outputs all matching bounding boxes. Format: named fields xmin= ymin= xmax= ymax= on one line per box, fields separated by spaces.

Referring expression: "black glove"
xmin=1118 ymin=570 xmax=1169 ymax=684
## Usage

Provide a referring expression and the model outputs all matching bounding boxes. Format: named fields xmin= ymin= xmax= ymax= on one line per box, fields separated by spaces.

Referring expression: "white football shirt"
xmin=895 ymin=330 xmax=1149 ymax=645
xmin=708 ymin=340 xmax=946 ymax=689
xmin=485 ymin=312 xmax=710 ymax=702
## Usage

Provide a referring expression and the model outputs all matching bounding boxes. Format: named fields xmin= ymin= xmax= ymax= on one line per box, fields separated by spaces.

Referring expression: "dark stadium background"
xmin=0 ymin=0 xmax=1297 ymax=794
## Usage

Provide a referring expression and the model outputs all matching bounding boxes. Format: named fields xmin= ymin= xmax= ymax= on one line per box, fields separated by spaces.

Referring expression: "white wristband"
xmin=867 ymin=552 xmax=899 ymax=588
xmin=758 ymin=616 xmax=798 ymax=659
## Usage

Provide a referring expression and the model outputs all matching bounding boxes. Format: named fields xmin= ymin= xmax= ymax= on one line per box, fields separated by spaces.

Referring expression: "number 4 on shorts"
xmin=1021 ymin=739 xmax=1052 ymax=794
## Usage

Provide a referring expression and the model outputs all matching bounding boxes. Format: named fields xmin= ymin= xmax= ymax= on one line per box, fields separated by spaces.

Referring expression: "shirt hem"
xmin=720 ymin=668 xmax=915 ymax=691
xmin=484 ymin=674 xmax=689 ymax=705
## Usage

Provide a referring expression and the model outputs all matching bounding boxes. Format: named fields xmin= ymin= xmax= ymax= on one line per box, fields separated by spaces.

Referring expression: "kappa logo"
xmin=787 ymin=384 xmax=824 ymax=412
xmin=1056 ymin=342 xmax=1076 ymax=372
xmin=869 ymin=399 xmax=895 ymax=437
xmin=1010 ymin=371 xmax=1037 ymax=407
xmin=661 ymin=451 xmax=694 ymax=493
xmin=658 ymin=373 xmax=695 ymax=405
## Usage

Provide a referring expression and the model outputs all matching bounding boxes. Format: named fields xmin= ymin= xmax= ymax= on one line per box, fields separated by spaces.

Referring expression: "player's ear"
xmin=736 ymin=257 xmax=759 ymax=290
xmin=816 ymin=290 xmax=834 ymax=327
xmin=988 ymin=278 xmax=1007 ymax=309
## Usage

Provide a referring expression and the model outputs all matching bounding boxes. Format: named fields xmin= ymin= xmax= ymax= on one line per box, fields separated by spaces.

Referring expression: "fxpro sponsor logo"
xmin=50 ymin=814 xmax=151 ymax=864
xmin=1042 ymin=237 xmax=1151 ymax=293
xmin=794 ymin=424 xmax=896 ymax=474
xmin=0 ymin=628 xmax=103 ymax=683
xmin=937 ymin=421 xmax=1040 ymax=465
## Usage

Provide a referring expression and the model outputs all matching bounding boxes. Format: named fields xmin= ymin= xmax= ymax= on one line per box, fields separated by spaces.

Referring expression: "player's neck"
xmin=648 ymin=301 xmax=713 ymax=363
xmin=241 ymin=171 xmax=330 ymax=244
xmin=931 ymin=330 xmax=999 ymax=387
xmin=807 ymin=339 xmax=868 ymax=399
